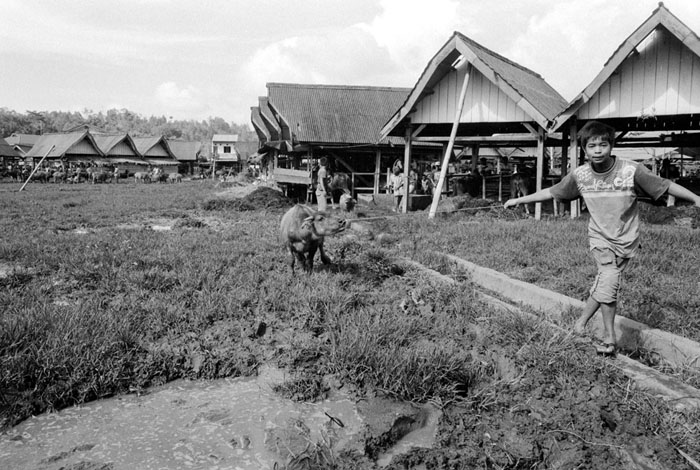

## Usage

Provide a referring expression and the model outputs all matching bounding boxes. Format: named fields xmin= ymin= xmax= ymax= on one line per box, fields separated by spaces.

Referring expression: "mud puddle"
xmin=0 ymin=366 xmax=439 ymax=469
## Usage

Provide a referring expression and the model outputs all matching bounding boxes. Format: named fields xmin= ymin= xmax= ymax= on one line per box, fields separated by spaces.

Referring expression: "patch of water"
xmin=0 ymin=367 xmax=364 ymax=470
xmin=376 ymin=405 xmax=441 ymax=467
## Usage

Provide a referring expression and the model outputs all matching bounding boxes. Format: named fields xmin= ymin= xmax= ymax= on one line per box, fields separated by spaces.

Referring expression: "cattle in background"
xmin=88 ymin=168 xmax=111 ymax=184
xmin=113 ymin=168 xmax=130 ymax=183
xmin=329 ymin=173 xmax=353 ymax=207
xmin=52 ymin=170 xmax=67 ymax=183
xmin=279 ymin=204 xmax=347 ymax=274
xmin=30 ymin=170 xmax=50 ymax=183
xmin=510 ymin=173 xmax=535 ymax=215
xmin=452 ymin=172 xmax=482 ymax=198
xmin=167 ymin=173 xmax=182 ymax=183
xmin=134 ymin=172 xmax=150 ymax=183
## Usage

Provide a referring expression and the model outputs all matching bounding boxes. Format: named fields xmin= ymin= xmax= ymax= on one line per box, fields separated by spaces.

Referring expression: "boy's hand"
xmin=504 ymin=199 xmax=519 ymax=209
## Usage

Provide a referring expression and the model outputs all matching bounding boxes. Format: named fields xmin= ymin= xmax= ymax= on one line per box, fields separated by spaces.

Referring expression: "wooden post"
xmin=401 ymin=124 xmax=412 ymax=213
xmin=559 ymin=127 xmax=569 ymax=216
xmin=498 ymin=173 xmax=503 ymax=202
xmin=535 ymin=128 xmax=545 ymax=220
xmin=471 ymin=144 xmax=479 ymax=172
xmin=374 ymin=149 xmax=381 ymax=194
xmin=429 ymin=63 xmax=471 ymax=219
xmin=19 ymin=145 xmax=54 ymax=191
xmin=568 ymin=119 xmax=580 ymax=218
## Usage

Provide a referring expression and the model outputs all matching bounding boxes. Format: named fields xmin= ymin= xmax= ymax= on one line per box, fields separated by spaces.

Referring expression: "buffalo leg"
xmin=318 ymin=240 xmax=332 ymax=265
xmin=305 ymin=246 xmax=317 ymax=272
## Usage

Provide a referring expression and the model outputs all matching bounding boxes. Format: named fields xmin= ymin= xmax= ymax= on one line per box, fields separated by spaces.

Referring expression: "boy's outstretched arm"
xmin=504 ymin=188 xmax=554 ymax=209
xmin=667 ymin=182 xmax=700 ymax=206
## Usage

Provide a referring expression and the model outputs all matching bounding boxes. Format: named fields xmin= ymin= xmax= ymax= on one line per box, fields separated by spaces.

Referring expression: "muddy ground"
xmin=2 ymin=183 xmax=697 ymax=469
xmin=197 ymin=185 xmax=697 ymax=469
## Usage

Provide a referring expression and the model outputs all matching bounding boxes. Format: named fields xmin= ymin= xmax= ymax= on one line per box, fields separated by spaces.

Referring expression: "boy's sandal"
xmin=595 ymin=342 xmax=617 ymax=356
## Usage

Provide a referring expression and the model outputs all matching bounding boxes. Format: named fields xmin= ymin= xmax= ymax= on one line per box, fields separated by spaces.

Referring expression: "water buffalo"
xmin=134 ymin=172 xmax=150 ymax=183
xmin=329 ymin=173 xmax=353 ymax=207
xmin=91 ymin=171 xmax=111 ymax=184
xmin=510 ymin=174 xmax=534 ymax=214
xmin=280 ymin=204 xmax=347 ymax=273
xmin=167 ymin=173 xmax=182 ymax=183
xmin=452 ymin=172 xmax=482 ymax=197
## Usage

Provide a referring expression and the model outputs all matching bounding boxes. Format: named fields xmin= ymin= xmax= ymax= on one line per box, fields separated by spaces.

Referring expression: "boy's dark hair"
xmin=578 ymin=121 xmax=616 ymax=147
xmin=319 ymin=157 xmax=328 ymax=166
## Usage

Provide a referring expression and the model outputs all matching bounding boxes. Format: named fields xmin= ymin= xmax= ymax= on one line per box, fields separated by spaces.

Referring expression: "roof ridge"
xmin=455 ymin=31 xmax=544 ymax=79
xmin=267 ymin=82 xmax=412 ymax=92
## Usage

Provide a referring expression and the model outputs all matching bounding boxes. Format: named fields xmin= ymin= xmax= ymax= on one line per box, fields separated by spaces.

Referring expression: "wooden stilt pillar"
xmin=535 ymin=128 xmax=545 ymax=220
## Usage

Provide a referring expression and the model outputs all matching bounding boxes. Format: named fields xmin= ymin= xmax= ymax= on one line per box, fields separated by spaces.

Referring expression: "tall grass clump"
xmin=322 ymin=281 xmax=494 ymax=403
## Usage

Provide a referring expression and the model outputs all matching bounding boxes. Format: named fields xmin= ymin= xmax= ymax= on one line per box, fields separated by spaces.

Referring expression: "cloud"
xmin=155 ymin=82 xmax=208 ymax=115
xmin=363 ymin=0 xmax=462 ymax=72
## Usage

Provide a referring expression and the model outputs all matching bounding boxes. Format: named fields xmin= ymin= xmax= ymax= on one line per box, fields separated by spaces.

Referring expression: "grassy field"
xmin=1 ymin=181 xmax=698 ymax=468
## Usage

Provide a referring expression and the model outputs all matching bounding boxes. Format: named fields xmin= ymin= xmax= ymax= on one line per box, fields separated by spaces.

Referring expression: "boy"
xmin=504 ymin=121 xmax=700 ymax=355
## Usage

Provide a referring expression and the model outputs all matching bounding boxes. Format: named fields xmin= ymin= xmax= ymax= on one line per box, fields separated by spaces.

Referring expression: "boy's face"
xmin=584 ymin=136 xmax=613 ymax=169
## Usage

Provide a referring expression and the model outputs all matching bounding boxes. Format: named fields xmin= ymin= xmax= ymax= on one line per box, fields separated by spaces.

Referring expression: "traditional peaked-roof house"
xmin=92 ymin=134 xmax=145 ymax=165
xmin=168 ymin=140 xmax=202 ymax=174
xmin=550 ymin=2 xmax=700 ymax=214
xmin=381 ymin=32 xmax=567 ymax=141
xmin=1 ymin=138 xmax=21 ymax=166
xmin=554 ymin=2 xmax=700 ymax=137
xmin=168 ymin=140 xmax=201 ymax=162
xmin=379 ymin=31 xmax=568 ymax=216
xmin=251 ymin=83 xmax=442 ymax=195
xmin=5 ymin=133 xmax=40 ymax=156
xmin=132 ymin=136 xmax=179 ymax=167
xmin=25 ymin=131 xmax=105 ymax=164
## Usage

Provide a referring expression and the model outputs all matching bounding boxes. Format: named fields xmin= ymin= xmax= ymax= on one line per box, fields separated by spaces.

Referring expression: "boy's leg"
xmin=573 ymin=297 xmax=600 ymax=334
xmin=600 ymin=302 xmax=617 ymax=345
xmin=588 ymin=248 xmax=630 ymax=351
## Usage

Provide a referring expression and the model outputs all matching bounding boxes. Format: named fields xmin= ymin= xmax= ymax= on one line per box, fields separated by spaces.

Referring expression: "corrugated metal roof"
xmin=258 ymin=97 xmax=282 ymax=140
xmin=93 ymin=134 xmax=143 ymax=160
xmin=553 ymin=3 xmax=700 ymax=129
xmin=455 ymin=32 xmax=567 ymax=122
xmin=5 ymin=133 xmax=40 ymax=147
xmin=25 ymin=131 xmax=104 ymax=158
xmin=268 ymin=83 xmax=412 ymax=145
xmin=132 ymin=136 xmax=177 ymax=162
xmin=250 ymin=106 xmax=271 ymax=142
xmin=168 ymin=140 xmax=201 ymax=161
xmin=212 ymin=134 xmax=238 ymax=142
xmin=0 ymin=138 xmax=20 ymax=157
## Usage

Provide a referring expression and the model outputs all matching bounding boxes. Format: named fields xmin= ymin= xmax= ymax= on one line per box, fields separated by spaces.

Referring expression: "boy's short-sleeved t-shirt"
xmin=549 ymin=157 xmax=669 ymax=258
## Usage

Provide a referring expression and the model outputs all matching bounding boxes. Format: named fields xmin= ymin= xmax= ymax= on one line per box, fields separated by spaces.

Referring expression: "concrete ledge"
xmin=441 ymin=253 xmax=700 ymax=370
xmin=401 ymin=257 xmax=700 ymax=410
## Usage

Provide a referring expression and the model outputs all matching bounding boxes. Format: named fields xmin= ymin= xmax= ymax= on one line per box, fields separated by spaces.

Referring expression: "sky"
xmin=1 ymin=0 xmax=699 ymax=129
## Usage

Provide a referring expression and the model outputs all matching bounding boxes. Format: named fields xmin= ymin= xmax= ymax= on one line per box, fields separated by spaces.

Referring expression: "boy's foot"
xmin=573 ymin=318 xmax=587 ymax=335
xmin=594 ymin=342 xmax=617 ymax=356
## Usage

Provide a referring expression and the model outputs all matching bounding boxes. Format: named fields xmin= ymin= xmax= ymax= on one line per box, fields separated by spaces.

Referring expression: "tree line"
xmin=0 ymin=108 xmax=256 ymax=158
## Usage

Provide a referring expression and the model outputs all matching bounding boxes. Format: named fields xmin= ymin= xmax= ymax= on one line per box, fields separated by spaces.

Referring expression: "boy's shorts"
xmin=590 ymin=248 xmax=630 ymax=304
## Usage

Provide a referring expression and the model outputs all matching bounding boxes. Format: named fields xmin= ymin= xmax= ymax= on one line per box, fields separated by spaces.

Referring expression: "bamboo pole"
xmin=19 ymin=145 xmax=55 ymax=192
xmin=429 ymin=63 xmax=471 ymax=219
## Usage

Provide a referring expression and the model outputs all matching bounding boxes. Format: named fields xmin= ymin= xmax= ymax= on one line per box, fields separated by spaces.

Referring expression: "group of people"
xmin=387 ymin=159 xmax=441 ymax=212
